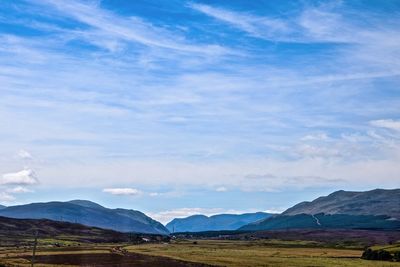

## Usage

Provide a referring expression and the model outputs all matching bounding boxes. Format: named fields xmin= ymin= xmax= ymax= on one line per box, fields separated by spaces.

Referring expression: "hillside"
xmin=0 ymin=200 xmax=169 ymax=235
xmin=239 ymin=213 xmax=400 ymax=231
xmin=282 ymin=189 xmax=400 ymax=219
xmin=0 ymin=204 xmax=6 ymax=210
xmin=239 ymin=189 xmax=400 ymax=231
xmin=0 ymin=216 xmax=168 ymax=247
xmin=166 ymin=212 xmax=271 ymax=232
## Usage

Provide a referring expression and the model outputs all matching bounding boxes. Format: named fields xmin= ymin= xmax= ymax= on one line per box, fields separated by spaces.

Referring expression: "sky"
xmin=0 ymin=0 xmax=399 ymax=224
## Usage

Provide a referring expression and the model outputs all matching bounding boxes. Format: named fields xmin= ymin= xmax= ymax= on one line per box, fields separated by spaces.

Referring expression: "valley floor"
xmin=2 ymin=239 xmax=399 ymax=267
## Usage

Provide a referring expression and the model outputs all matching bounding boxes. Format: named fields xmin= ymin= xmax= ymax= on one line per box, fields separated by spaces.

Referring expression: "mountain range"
xmin=0 ymin=200 xmax=169 ymax=235
xmin=240 ymin=213 xmax=400 ymax=231
xmin=166 ymin=212 xmax=271 ymax=233
xmin=282 ymin=189 xmax=400 ymax=219
xmin=0 ymin=188 xmax=398 ymax=234
xmin=240 ymin=189 xmax=400 ymax=231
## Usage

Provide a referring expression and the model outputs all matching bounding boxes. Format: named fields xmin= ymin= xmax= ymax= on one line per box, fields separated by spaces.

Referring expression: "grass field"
xmin=126 ymin=239 xmax=400 ymax=267
xmin=1 ymin=238 xmax=400 ymax=266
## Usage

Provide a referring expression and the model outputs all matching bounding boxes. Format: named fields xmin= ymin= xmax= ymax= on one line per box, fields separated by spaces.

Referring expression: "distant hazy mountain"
xmin=0 ymin=200 xmax=169 ymax=235
xmin=282 ymin=189 xmax=400 ymax=219
xmin=240 ymin=189 xmax=400 ymax=231
xmin=239 ymin=213 xmax=400 ymax=231
xmin=0 ymin=205 xmax=6 ymax=210
xmin=166 ymin=212 xmax=271 ymax=232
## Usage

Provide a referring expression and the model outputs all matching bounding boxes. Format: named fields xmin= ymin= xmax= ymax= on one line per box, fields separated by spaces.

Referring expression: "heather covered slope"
xmin=282 ymin=189 xmax=400 ymax=219
xmin=167 ymin=212 xmax=271 ymax=232
xmin=0 ymin=200 xmax=169 ymax=235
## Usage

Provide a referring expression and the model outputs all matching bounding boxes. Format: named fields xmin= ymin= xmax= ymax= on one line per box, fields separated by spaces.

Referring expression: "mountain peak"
xmin=68 ymin=200 xmax=105 ymax=209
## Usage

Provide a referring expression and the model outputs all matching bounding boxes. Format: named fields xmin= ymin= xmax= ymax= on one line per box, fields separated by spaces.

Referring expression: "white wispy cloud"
xmin=17 ymin=149 xmax=33 ymax=160
xmin=301 ymin=133 xmax=329 ymax=141
xmin=295 ymin=144 xmax=342 ymax=158
xmin=242 ymin=173 xmax=343 ymax=192
xmin=0 ymin=192 xmax=15 ymax=202
xmin=189 ymin=3 xmax=289 ymax=39
xmin=215 ymin=186 xmax=228 ymax=192
xmin=189 ymin=1 xmax=400 ymax=47
xmin=6 ymin=186 xmax=33 ymax=194
xmin=36 ymin=0 xmax=231 ymax=55
xmin=1 ymin=169 xmax=39 ymax=185
xmin=147 ymin=191 xmax=184 ymax=198
xmin=103 ymin=187 xmax=142 ymax=196
xmin=370 ymin=119 xmax=400 ymax=131
xmin=189 ymin=1 xmax=400 ymax=77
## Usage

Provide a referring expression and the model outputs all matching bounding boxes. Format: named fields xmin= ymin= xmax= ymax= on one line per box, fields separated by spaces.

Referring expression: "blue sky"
xmin=0 ymin=0 xmax=399 ymax=223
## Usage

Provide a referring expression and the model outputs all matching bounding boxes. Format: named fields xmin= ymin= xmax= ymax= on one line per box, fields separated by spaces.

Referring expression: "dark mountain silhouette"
xmin=0 ymin=200 xmax=169 ymax=235
xmin=166 ymin=212 xmax=271 ymax=232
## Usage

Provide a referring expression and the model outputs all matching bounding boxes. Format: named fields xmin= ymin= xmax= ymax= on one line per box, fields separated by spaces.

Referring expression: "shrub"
xmin=394 ymin=251 xmax=400 ymax=262
xmin=362 ymin=248 xmax=393 ymax=261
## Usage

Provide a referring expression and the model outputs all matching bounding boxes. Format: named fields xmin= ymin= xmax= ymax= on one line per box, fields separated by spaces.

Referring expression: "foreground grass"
xmin=125 ymin=239 xmax=400 ymax=267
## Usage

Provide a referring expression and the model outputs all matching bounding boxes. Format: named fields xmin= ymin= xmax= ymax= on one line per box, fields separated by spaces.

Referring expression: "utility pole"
xmin=31 ymin=229 xmax=38 ymax=267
